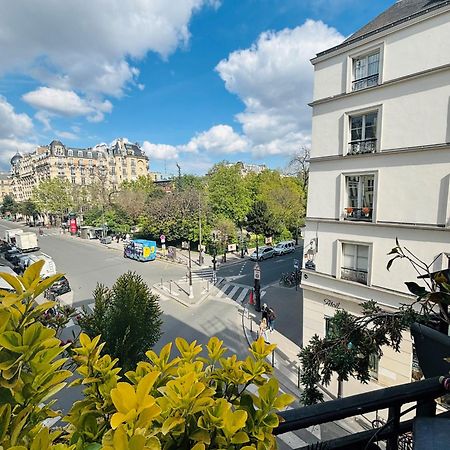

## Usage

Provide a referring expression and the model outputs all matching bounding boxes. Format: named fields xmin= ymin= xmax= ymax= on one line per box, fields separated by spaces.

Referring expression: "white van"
xmin=274 ymin=240 xmax=295 ymax=256
xmin=22 ymin=253 xmax=57 ymax=278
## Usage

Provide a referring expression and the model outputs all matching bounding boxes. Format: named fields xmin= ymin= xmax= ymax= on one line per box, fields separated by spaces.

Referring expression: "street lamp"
xmin=254 ymin=263 xmax=261 ymax=312
xmin=211 ymin=231 xmax=218 ymax=284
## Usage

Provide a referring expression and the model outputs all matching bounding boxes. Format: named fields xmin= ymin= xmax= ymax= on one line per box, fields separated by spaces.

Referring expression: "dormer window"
xmin=352 ymin=51 xmax=380 ymax=91
xmin=67 ymin=149 xmax=73 ymax=157
xmin=78 ymin=150 xmax=83 ymax=157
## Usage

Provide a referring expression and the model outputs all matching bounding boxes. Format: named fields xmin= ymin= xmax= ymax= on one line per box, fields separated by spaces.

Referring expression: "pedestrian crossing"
xmin=191 ymin=267 xmax=214 ymax=280
xmin=214 ymin=280 xmax=266 ymax=304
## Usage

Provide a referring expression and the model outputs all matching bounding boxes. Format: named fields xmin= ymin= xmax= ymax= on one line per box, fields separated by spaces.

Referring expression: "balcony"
xmin=344 ymin=207 xmax=373 ymax=222
xmin=275 ymin=376 xmax=449 ymax=450
xmin=348 ymin=138 xmax=377 ymax=155
xmin=352 ymin=73 xmax=379 ymax=91
xmin=341 ymin=267 xmax=368 ymax=285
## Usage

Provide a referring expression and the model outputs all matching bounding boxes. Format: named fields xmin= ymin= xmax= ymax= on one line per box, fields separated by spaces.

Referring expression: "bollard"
xmin=297 ymin=366 xmax=301 ymax=389
xmin=207 ymin=280 xmax=209 ymax=292
xmin=271 ymin=349 xmax=275 ymax=367
xmin=160 ymin=277 xmax=163 ymax=287
xmin=169 ymin=280 xmax=172 ymax=295
xmin=250 ymin=319 xmax=252 ymax=333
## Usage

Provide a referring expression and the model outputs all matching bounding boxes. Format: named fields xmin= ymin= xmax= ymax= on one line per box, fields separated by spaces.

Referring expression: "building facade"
xmin=0 ymin=173 xmax=12 ymax=200
xmin=302 ymin=0 xmax=450 ymax=396
xmin=10 ymin=138 xmax=149 ymax=201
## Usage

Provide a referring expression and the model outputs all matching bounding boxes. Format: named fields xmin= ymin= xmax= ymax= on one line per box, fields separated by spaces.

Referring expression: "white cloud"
xmin=0 ymin=0 xmax=219 ymax=97
xmin=181 ymin=125 xmax=248 ymax=154
xmin=215 ymin=20 xmax=344 ymax=156
xmin=0 ymin=138 xmax=36 ymax=168
xmin=142 ymin=142 xmax=179 ymax=160
xmin=0 ymin=96 xmax=33 ymax=138
xmin=23 ymin=87 xmax=112 ymax=122
xmin=56 ymin=130 xmax=78 ymax=140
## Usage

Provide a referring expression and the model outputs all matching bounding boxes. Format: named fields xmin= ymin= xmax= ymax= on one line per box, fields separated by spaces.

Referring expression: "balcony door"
xmin=345 ymin=174 xmax=374 ymax=221
xmin=341 ymin=243 xmax=369 ymax=285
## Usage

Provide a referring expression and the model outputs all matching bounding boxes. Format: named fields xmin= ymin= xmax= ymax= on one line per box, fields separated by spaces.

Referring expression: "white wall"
xmin=312 ymin=9 xmax=450 ymax=101
xmin=306 ymin=149 xmax=450 ymax=226
xmin=302 ymin=221 xmax=450 ymax=295
xmin=311 ymin=69 xmax=450 ymax=158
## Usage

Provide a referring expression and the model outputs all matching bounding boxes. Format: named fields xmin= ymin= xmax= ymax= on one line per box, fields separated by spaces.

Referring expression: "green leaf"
xmin=22 ymin=260 xmax=45 ymax=289
xmin=387 ymin=256 xmax=399 ymax=271
xmin=387 ymin=247 xmax=399 ymax=256
xmin=0 ymin=272 xmax=23 ymax=294
xmin=405 ymin=282 xmax=427 ymax=297
xmin=231 ymin=431 xmax=250 ymax=444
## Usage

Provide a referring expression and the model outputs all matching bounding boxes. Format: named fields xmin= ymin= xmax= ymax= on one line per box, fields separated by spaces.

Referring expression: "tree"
xmin=32 ymin=178 xmax=74 ymax=221
xmin=207 ymin=162 xmax=251 ymax=225
xmin=78 ymin=271 xmax=163 ymax=372
xmin=1 ymin=194 xmax=17 ymax=216
xmin=289 ymin=146 xmax=310 ymax=189
xmin=246 ymin=200 xmax=277 ymax=239
xmin=299 ymin=241 xmax=450 ymax=405
xmin=18 ymin=200 xmax=40 ymax=224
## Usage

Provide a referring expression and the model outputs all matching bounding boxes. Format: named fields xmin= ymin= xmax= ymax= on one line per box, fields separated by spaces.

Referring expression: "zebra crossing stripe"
xmin=277 ymin=432 xmax=308 ymax=448
xmin=216 ymin=284 xmax=229 ymax=298
xmin=236 ymin=288 xmax=248 ymax=303
xmin=88 ymin=303 xmax=95 ymax=311
xmin=227 ymin=285 xmax=239 ymax=298
xmin=307 ymin=425 xmax=321 ymax=440
xmin=261 ymin=290 xmax=266 ymax=298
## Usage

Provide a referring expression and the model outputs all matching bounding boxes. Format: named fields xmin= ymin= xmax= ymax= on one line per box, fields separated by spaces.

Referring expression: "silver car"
xmin=250 ymin=246 xmax=275 ymax=261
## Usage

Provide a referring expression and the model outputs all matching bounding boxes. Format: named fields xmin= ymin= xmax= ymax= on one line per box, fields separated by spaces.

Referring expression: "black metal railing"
xmin=352 ymin=73 xmax=379 ymax=91
xmin=348 ymin=138 xmax=377 ymax=155
xmin=275 ymin=376 xmax=449 ymax=450
xmin=344 ymin=207 xmax=373 ymax=222
xmin=341 ymin=267 xmax=368 ymax=285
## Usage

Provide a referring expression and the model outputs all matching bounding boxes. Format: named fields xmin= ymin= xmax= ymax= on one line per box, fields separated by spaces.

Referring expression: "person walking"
xmin=258 ymin=317 xmax=269 ymax=342
xmin=261 ymin=303 xmax=269 ymax=321
xmin=268 ymin=307 xmax=276 ymax=332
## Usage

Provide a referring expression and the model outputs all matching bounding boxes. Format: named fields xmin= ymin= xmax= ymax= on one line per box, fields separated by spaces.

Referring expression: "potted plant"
xmin=362 ymin=207 xmax=371 ymax=216
xmin=345 ymin=207 xmax=353 ymax=216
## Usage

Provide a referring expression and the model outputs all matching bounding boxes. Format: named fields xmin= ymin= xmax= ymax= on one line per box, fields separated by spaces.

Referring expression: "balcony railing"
xmin=341 ymin=267 xmax=368 ymax=285
xmin=348 ymin=138 xmax=377 ymax=155
xmin=275 ymin=376 xmax=450 ymax=450
xmin=352 ymin=73 xmax=379 ymax=91
xmin=344 ymin=207 xmax=373 ymax=222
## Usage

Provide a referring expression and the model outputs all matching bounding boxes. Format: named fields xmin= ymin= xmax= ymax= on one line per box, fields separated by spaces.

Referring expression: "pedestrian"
xmin=261 ymin=303 xmax=269 ymax=321
xmin=125 ymin=233 xmax=130 ymax=242
xmin=268 ymin=307 xmax=276 ymax=332
xmin=116 ymin=234 xmax=120 ymax=244
xmin=258 ymin=318 xmax=269 ymax=342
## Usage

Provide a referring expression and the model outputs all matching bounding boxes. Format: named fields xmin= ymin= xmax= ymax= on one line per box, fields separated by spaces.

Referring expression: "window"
xmin=67 ymin=149 xmax=73 ymax=157
xmin=81 ymin=177 xmax=85 ymax=185
xmin=352 ymin=52 xmax=379 ymax=91
xmin=71 ymin=177 xmax=76 ymax=184
xmin=324 ymin=317 xmax=332 ymax=337
xmin=87 ymin=151 xmax=92 ymax=158
xmin=78 ymin=150 xmax=83 ymax=157
xmin=341 ymin=243 xmax=369 ymax=285
xmin=348 ymin=112 xmax=377 ymax=154
xmin=344 ymin=174 xmax=374 ymax=221
xmin=369 ymin=353 xmax=379 ymax=380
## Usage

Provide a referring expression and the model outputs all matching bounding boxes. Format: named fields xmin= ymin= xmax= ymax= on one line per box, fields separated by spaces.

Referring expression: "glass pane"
xmin=342 ymin=243 xmax=356 ymax=268
xmin=354 ymin=57 xmax=367 ymax=80
xmin=361 ymin=175 xmax=374 ymax=208
xmin=346 ymin=176 xmax=359 ymax=207
xmin=350 ymin=116 xmax=363 ymax=141
xmin=367 ymin=53 xmax=380 ymax=76
xmin=356 ymin=245 xmax=369 ymax=271
xmin=364 ymin=113 xmax=377 ymax=140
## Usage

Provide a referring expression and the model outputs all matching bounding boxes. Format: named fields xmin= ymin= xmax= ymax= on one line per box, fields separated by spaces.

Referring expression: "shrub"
xmin=0 ymin=262 xmax=294 ymax=449
xmin=78 ymin=272 xmax=163 ymax=372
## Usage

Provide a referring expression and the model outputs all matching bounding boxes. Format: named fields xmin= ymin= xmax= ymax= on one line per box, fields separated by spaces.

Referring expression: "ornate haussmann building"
xmin=10 ymin=138 xmax=149 ymax=202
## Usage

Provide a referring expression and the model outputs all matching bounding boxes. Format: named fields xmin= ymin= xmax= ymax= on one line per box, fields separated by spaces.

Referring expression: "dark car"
xmin=46 ymin=276 xmax=71 ymax=297
xmin=5 ymin=248 xmax=21 ymax=263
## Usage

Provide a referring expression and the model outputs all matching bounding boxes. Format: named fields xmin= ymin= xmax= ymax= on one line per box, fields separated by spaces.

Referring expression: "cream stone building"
xmin=0 ymin=173 xmax=12 ymax=200
xmin=302 ymin=0 xmax=450 ymax=397
xmin=10 ymin=138 xmax=149 ymax=201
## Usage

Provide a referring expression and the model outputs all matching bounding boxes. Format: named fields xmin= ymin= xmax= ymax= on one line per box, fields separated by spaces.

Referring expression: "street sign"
xmin=160 ymin=234 xmax=166 ymax=243
xmin=254 ymin=263 xmax=261 ymax=280
xmin=294 ymin=259 xmax=299 ymax=269
xmin=265 ymin=236 xmax=272 ymax=244
xmin=198 ymin=244 xmax=206 ymax=252
xmin=228 ymin=244 xmax=236 ymax=252
xmin=182 ymin=241 xmax=189 ymax=250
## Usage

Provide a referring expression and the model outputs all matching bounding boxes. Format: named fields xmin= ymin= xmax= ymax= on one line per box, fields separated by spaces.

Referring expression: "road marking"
xmin=88 ymin=303 xmax=95 ymax=311
xmin=215 ymin=284 xmax=229 ymax=298
xmin=261 ymin=290 xmax=266 ymax=298
xmin=236 ymin=288 xmax=248 ymax=303
xmin=307 ymin=425 xmax=321 ymax=440
xmin=227 ymin=285 xmax=239 ymax=299
xmin=277 ymin=432 xmax=308 ymax=448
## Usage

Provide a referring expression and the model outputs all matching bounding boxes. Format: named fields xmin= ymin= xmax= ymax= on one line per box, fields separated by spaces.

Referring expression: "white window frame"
xmin=340 ymin=170 xmax=378 ymax=222
xmin=352 ymin=51 xmax=380 ymax=91
xmin=67 ymin=149 xmax=73 ymax=157
xmin=344 ymin=174 xmax=375 ymax=222
xmin=344 ymin=105 xmax=382 ymax=155
xmin=337 ymin=240 xmax=373 ymax=286
xmin=77 ymin=150 xmax=83 ymax=157
xmin=346 ymin=43 xmax=384 ymax=93
xmin=87 ymin=151 xmax=92 ymax=159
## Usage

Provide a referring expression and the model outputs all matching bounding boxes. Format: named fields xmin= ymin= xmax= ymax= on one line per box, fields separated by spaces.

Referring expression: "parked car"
xmin=250 ymin=246 xmax=275 ymax=261
xmin=46 ymin=275 xmax=71 ymax=297
xmin=274 ymin=240 xmax=295 ymax=256
xmin=14 ymin=254 xmax=32 ymax=274
xmin=5 ymin=248 xmax=21 ymax=263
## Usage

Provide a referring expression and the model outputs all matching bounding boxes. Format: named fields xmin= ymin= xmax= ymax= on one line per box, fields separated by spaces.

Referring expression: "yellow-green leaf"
xmin=161 ymin=416 xmax=185 ymax=435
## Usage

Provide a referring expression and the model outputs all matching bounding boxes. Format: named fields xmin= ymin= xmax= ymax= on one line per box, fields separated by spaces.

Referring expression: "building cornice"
xmin=311 ymin=2 xmax=450 ymax=63
xmin=305 ymin=217 xmax=450 ymax=232
xmin=309 ymin=142 xmax=450 ymax=164
xmin=309 ymin=62 xmax=450 ymax=107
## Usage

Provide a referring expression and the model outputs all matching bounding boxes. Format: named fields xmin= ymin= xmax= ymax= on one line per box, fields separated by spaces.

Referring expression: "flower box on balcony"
xmin=345 ymin=207 xmax=353 ymax=215
xmin=362 ymin=207 xmax=371 ymax=216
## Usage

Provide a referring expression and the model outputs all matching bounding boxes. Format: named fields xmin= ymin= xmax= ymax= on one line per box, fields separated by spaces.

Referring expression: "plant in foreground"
xmin=0 ymin=261 xmax=294 ymax=449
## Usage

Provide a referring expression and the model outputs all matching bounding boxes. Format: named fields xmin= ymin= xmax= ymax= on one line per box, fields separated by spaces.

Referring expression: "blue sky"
xmin=0 ymin=0 xmax=393 ymax=175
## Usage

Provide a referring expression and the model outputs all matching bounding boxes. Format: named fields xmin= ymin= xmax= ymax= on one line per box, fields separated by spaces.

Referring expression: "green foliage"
xmin=18 ymin=200 xmax=40 ymax=221
xmin=278 ymin=228 xmax=293 ymax=242
xmin=0 ymin=264 xmax=294 ymax=450
xmin=83 ymin=206 xmax=132 ymax=233
xmin=246 ymin=200 xmax=277 ymax=238
xmin=78 ymin=272 xmax=163 ymax=372
xmin=207 ymin=163 xmax=251 ymax=225
xmin=33 ymin=178 xmax=74 ymax=217
xmin=1 ymin=194 xmax=18 ymax=216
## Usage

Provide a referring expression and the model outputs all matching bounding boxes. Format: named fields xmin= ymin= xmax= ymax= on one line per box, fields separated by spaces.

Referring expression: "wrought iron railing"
xmin=341 ymin=267 xmax=368 ymax=285
xmin=275 ymin=376 xmax=449 ymax=450
xmin=348 ymin=138 xmax=377 ymax=155
xmin=344 ymin=207 xmax=373 ymax=221
xmin=352 ymin=73 xmax=379 ymax=91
